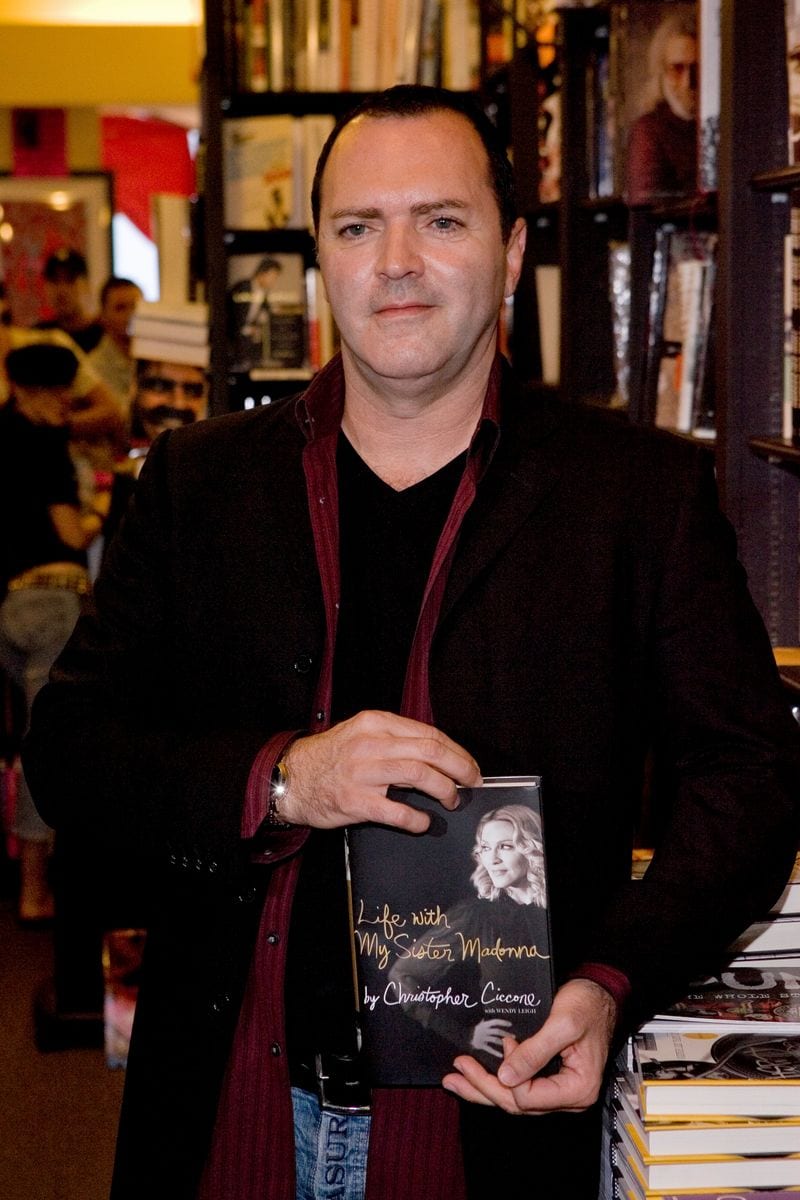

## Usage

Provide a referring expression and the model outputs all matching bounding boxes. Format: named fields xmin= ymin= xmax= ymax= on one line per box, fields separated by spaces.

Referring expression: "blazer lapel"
xmin=439 ymin=386 xmax=566 ymax=627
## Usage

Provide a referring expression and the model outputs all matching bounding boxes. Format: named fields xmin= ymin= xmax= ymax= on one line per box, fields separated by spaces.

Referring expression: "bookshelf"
xmin=514 ymin=1 xmax=800 ymax=647
xmin=716 ymin=0 xmax=798 ymax=645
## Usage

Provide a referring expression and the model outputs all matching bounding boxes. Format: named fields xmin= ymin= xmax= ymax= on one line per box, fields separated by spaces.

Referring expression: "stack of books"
xmin=604 ymin=852 xmax=800 ymax=1199
xmin=130 ymin=301 xmax=210 ymax=370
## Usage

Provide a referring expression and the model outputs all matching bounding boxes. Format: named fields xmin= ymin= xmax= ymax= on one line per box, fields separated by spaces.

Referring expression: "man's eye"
xmin=432 ymin=216 xmax=460 ymax=231
xmin=340 ymin=223 xmax=367 ymax=238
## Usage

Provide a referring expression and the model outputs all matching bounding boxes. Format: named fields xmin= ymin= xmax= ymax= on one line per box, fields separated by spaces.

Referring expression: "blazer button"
xmin=293 ymin=654 xmax=313 ymax=674
xmin=265 ymin=931 xmax=280 ymax=945
xmin=211 ymin=992 xmax=231 ymax=1014
xmin=270 ymin=1042 xmax=282 ymax=1056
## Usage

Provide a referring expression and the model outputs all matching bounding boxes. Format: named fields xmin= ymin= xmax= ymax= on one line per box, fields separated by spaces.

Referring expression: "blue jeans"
xmin=291 ymin=1088 xmax=371 ymax=1200
xmin=0 ymin=587 xmax=82 ymax=841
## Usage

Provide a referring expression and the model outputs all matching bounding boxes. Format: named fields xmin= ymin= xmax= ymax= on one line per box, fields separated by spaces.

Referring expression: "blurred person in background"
xmin=35 ymin=247 xmax=105 ymax=354
xmin=0 ymin=343 xmax=106 ymax=922
xmin=88 ymin=276 xmax=144 ymax=419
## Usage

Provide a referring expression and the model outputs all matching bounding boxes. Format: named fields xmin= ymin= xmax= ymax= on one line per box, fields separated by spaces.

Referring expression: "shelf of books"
xmin=603 ymin=850 xmax=800 ymax=1200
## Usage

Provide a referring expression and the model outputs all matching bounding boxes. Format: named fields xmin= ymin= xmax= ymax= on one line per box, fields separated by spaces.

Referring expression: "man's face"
xmin=316 ymin=111 xmax=526 ymax=401
xmin=662 ymin=34 xmax=698 ymax=121
xmin=135 ymin=362 xmax=208 ymax=441
xmin=255 ymin=268 xmax=280 ymax=293
xmin=101 ymin=284 xmax=142 ymax=340
xmin=45 ymin=274 xmax=90 ymax=325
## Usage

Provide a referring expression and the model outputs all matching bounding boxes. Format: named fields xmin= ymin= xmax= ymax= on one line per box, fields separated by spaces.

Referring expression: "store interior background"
xmin=0 ymin=5 xmax=202 ymax=1199
xmin=0 ymin=0 xmax=203 ymax=301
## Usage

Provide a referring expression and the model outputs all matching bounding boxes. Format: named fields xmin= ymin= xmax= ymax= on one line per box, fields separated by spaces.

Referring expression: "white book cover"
xmin=223 ymin=115 xmax=295 ymax=230
xmin=729 ymin=916 xmax=800 ymax=958
xmin=698 ymin=0 xmax=721 ymax=192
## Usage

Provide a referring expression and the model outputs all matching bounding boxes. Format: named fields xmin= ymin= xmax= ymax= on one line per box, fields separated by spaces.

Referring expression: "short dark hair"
xmin=6 ymin=342 xmax=80 ymax=388
xmin=310 ymin=84 xmax=518 ymax=242
xmin=100 ymin=276 xmax=142 ymax=305
xmin=255 ymin=257 xmax=282 ymax=275
xmin=43 ymin=247 xmax=88 ymax=282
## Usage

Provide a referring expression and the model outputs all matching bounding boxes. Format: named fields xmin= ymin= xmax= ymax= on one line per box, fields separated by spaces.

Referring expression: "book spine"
xmin=698 ymin=0 xmax=721 ymax=192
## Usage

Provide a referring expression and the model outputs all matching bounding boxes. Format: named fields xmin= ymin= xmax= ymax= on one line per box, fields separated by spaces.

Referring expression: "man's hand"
xmin=278 ymin=710 xmax=481 ymax=832
xmin=442 ymin=978 xmax=617 ymax=1115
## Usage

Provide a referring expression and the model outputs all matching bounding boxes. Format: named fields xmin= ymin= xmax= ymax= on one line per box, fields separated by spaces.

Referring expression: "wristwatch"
xmin=265 ymin=757 xmax=293 ymax=830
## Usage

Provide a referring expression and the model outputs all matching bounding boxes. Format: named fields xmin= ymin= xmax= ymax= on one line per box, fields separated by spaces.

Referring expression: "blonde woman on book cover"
xmin=388 ymin=805 xmax=552 ymax=1068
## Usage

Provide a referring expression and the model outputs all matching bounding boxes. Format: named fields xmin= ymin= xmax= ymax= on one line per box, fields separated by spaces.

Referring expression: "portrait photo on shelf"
xmin=612 ymin=1 xmax=698 ymax=205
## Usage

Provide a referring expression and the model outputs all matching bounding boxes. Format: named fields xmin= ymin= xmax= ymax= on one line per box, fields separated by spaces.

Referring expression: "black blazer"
xmin=24 ymin=365 xmax=800 ymax=1194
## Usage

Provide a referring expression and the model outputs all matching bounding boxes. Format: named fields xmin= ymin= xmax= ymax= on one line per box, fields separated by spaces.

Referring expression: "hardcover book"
xmin=633 ymin=1029 xmax=800 ymax=1118
xmin=346 ymin=776 xmax=556 ymax=1086
xmin=226 ymin=251 xmax=308 ymax=372
xmin=643 ymin=956 xmax=800 ymax=1033
xmin=616 ymin=1076 xmax=800 ymax=1159
xmin=102 ymin=927 xmax=145 ymax=1070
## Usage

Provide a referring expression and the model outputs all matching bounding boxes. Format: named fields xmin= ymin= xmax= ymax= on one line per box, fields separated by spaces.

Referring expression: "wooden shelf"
xmin=751 ymin=165 xmax=800 ymax=193
xmin=748 ymin=436 xmax=800 ymax=468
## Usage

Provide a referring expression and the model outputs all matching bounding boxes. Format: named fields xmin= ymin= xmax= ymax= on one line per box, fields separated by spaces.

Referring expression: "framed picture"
xmin=226 ymin=250 xmax=309 ymax=373
xmin=0 ymin=172 xmax=113 ymax=327
xmin=611 ymin=1 xmax=697 ymax=203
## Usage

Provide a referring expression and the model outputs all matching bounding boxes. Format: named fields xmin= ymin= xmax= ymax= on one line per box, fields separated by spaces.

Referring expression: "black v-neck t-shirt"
xmin=284 ymin=432 xmax=467 ymax=1062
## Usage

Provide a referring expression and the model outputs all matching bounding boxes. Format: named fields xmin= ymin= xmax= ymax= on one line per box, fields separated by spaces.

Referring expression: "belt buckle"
xmin=314 ymin=1052 xmax=371 ymax=1115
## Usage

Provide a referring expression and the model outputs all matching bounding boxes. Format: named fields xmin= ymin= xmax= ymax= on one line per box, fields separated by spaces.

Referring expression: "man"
xmin=36 ymin=247 xmax=105 ymax=353
xmin=88 ymin=276 xmax=144 ymax=415
xmin=103 ymin=356 xmax=209 ymax=549
xmin=626 ymin=13 xmax=698 ymax=205
xmin=24 ymin=87 xmax=800 ymax=1199
xmin=227 ymin=255 xmax=283 ymax=368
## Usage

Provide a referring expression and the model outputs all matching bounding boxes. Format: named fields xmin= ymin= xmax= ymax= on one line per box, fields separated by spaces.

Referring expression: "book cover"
xmin=729 ymin=916 xmax=800 ymax=959
xmin=773 ymin=853 xmax=800 ymax=916
xmin=645 ymin=956 xmax=800 ymax=1033
xmin=634 ymin=1030 xmax=800 ymax=1118
xmin=645 ymin=228 xmax=716 ymax=432
xmin=226 ymin=251 xmax=308 ymax=372
xmin=698 ymin=0 xmax=720 ymax=193
xmin=347 ymin=776 xmax=556 ymax=1086
xmin=129 ymin=336 xmax=210 ymax=369
xmin=223 ymin=114 xmax=295 ymax=231
xmin=102 ymin=928 xmax=146 ymax=1070
xmin=788 ymin=0 xmax=800 ymax=164
xmin=535 ymin=17 xmax=562 ymax=204
xmin=612 ymin=1 xmax=698 ymax=204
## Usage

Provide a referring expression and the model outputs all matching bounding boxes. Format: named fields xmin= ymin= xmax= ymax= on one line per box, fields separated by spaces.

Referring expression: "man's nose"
xmin=377 ymin=223 xmax=423 ymax=278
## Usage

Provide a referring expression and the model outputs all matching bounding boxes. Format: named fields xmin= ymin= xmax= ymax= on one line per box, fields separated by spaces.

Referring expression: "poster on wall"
xmin=0 ymin=173 xmax=113 ymax=327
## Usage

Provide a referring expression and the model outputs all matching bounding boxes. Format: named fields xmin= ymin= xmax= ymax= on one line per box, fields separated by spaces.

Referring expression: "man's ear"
xmin=504 ymin=219 xmax=527 ymax=299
